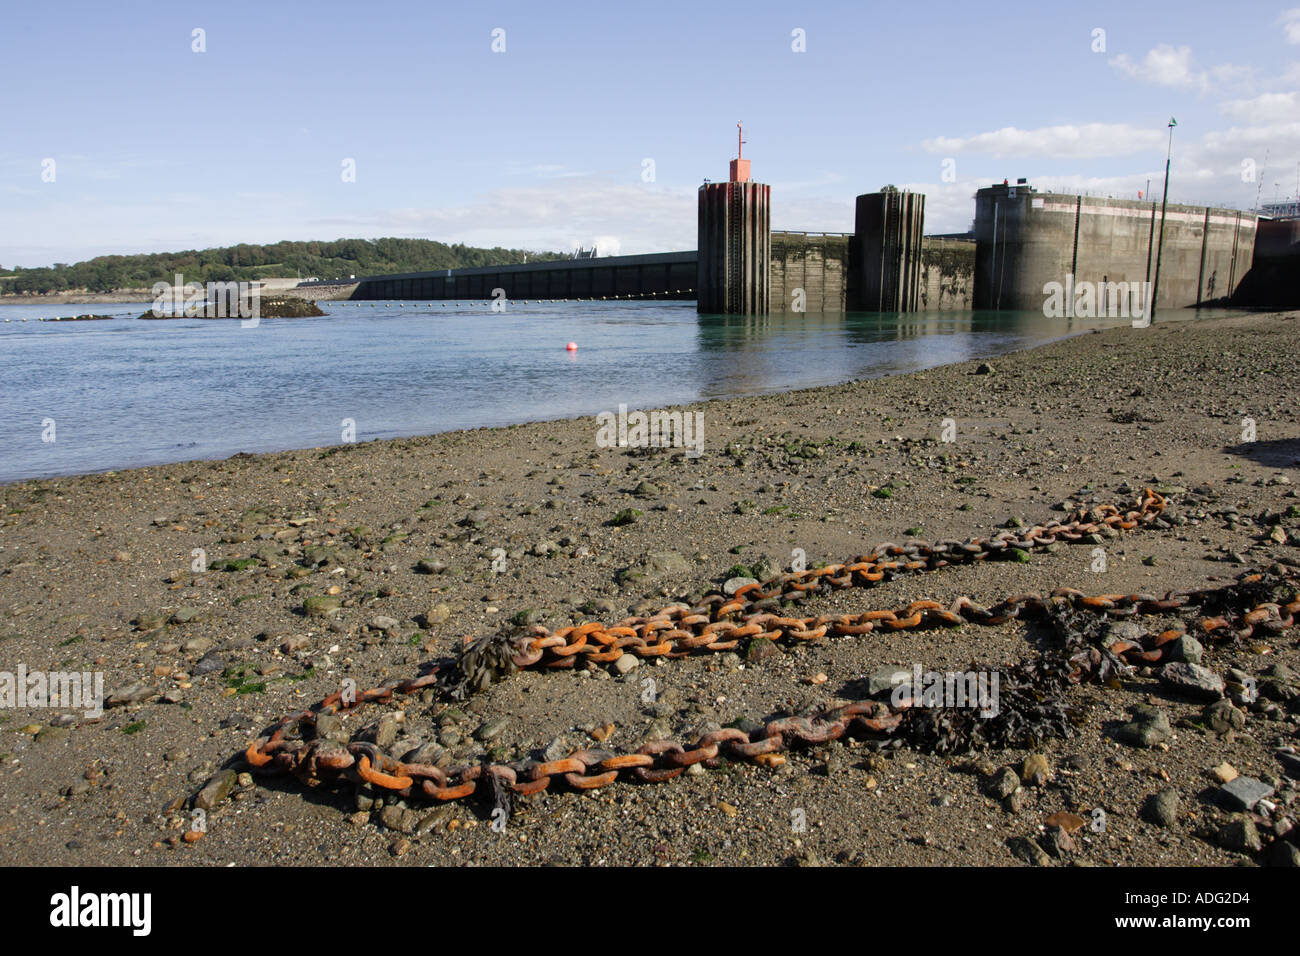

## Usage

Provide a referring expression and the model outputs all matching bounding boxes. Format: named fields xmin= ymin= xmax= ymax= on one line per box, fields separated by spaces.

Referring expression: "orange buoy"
xmin=565 ymin=342 xmax=578 ymax=352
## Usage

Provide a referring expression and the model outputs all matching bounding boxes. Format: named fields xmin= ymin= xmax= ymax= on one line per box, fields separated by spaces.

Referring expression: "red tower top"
xmin=729 ymin=121 xmax=750 ymax=182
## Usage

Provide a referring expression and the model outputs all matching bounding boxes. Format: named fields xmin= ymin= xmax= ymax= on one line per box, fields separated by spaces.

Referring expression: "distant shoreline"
xmin=0 ymin=291 xmax=155 ymax=304
xmin=1 ymin=281 xmax=358 ymax=305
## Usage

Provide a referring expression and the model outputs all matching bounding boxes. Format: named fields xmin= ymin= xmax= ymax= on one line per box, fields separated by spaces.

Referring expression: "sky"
xmin=2 ymin=0 xmax=1299 ymax=268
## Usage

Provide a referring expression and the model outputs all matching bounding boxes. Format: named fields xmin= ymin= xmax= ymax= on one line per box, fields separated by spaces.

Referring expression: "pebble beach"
xmin=2 ymin=309 xmax=1300 ymax=867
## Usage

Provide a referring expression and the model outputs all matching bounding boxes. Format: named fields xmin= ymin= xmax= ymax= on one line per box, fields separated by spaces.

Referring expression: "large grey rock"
xmin=983 ymin=767 xmax=1021 ymax=800
xmin=1115 ymin=705 xmax=1173 ymax=748
xmin=1165 ymin=634 xmax=1204 ymax=665
xmin=1159 ymin=662 xmax=1224 ymax=700
xmin=632 ymin=551 xmax=689 ymax=579
xmin=1104 ymin=621 xmax=1146 ymax=649
xmin=476 ymin=715 xmax=511 ymax=742
xmin=723 ymin=576 xmax=759 ymax=597
xmin=1218 ymin=775 xmax=1274 ymax=812
xmin=1216 ymin=815 xmax=1262 ymax=854
xmin=194 ymin=770 xmax=238 ymax=811
xmin=192 ymin=653 xmax=226 ymax=676
xmin=379 ymin=804 xmax=419 ymax=834
xmin=105 ymin=682 xmax=157 ymax=708
xmin=1143 ymin=788 xmax=1180 ymax=828
xmin=1203 ymin=699 xmax=1246 ymax=735
xmin=867 ymin=665 xmax=911 ymax=699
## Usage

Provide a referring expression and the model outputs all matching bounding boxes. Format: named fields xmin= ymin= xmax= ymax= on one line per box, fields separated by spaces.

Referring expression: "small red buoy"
xmin=565 ymin=342 xmax=578 ymax=352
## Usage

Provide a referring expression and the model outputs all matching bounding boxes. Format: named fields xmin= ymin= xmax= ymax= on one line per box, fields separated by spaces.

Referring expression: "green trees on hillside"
xmin=0 ymin=238 xmax=567 ymax=294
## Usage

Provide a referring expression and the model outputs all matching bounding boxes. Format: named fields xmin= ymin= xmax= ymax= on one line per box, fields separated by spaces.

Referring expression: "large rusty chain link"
xmin=506 ymin=489 xmax=1175 ymax=668
xmin=236 ymin=490 xmax=1300 ymax=808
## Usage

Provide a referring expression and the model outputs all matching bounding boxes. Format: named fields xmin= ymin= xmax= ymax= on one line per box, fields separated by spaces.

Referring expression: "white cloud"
xmin=1109 ymin=44 xmax=1255 ymax=94
xmin=922 ymin=123 xmax=1164 ymax=158
xmin=306 ymin=177 xmax=698 ymax=256
xmin=1111 ymin=44 xmax=1202 ymax=87
xmin=0 ymin=176 xmax=692 ymax=265
xmin=1281 ymin=8 xmax=1300 ymax=44
xmin=1220 ymin=91 xmax=1299 ymax=123
xmin=1198 ymin=121 xmax=1300 ymax=155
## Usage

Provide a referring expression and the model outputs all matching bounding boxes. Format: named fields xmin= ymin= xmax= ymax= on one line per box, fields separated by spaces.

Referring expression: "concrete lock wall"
xmin=767 ymin=233 xmax=972 ymax=313
xmin=919 ymin=238 xmax=976 ymax=311
xmin=697 ymin=182 xmax=772 ymax=314
xmin=973 ymin=184 xmax=1258 ymax=313
xmin=769 ymin=232 xmax=850 ymax=312
xmin=350 ymin=237 xmax=973 ymax=313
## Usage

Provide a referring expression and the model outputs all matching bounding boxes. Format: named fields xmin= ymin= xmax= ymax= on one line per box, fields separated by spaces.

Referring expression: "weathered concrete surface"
xmin=769 ymin=232 xmax=849 ymax=313
xmin=352 ymin=252 xmax=697 ymax=301
xmin=768 ymin=233 xmax=973 ymax=313
xmin=919 ymin=238 xmax=975 ymax=311
xmin=697 ymin=181 xmax=771 ymax=315
xmin=849 ymin=191 xmax=926 ymax=312
xmin=973 ymin=184 xmax=1257 ymax=313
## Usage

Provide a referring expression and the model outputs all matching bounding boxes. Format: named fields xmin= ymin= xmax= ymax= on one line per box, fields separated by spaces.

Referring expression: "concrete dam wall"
xmin=351 ymin=252 xmax=697 ymax=302
xmin=973 ymin=184 xmax=1257 ymax=313
xmin=767 ymin=232 xmax=973 ymax=313
xmin=351 ymin=233 xmax=973 ymax=313
xmin=769 ymin=232 xmax=849 ymax=313
xmin=345 ymin=180 xmax=1263 ymax=316
xmin=920 ymin=238 xmax=976 ymax=311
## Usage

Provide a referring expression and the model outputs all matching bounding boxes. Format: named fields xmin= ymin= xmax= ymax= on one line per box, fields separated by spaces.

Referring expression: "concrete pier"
xmin=848 ymin=190 xmax=926 ymax=312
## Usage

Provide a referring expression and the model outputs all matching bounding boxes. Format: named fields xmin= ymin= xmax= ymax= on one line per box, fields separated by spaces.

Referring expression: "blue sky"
xmin=2 ymin=0 xmax=1298 ymax=267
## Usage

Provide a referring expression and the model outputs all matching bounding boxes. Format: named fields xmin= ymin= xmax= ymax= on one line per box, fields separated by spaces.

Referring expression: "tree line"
xmin=0 ymin=238 xmax=568 ymax=295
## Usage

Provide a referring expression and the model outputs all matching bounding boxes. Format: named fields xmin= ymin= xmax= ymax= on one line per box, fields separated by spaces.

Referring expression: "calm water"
xmin=0 ymin=300 xmax=1216 ymax=485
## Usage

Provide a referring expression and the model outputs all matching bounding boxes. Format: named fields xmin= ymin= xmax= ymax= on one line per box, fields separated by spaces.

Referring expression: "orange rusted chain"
xmin=241 ymin=492 xmax=1179 ymax=773
xmin=501 ymin=491 xmax=1171 ymax=669
xmin=230 ymin=491 xmax=1300 ymax=813
xmin=238 ymin=567 xmax=1300 ymax=810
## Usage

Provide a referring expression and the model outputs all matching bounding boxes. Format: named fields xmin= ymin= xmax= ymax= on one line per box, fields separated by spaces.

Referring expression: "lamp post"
xmin=1149 ymin=118 xmax=1176 ymax=323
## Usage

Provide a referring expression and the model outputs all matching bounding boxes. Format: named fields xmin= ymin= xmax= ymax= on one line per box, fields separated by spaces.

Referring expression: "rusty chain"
xmin=242 ymin=570 xmax=1300 ymax=805
xmin=243 ymin=491 xmax=1169 ymax=762
xmin=503 ymin=489 xmax=1174 ymax=669
xmin=231 ymin=489 xmax=1299 ymax=810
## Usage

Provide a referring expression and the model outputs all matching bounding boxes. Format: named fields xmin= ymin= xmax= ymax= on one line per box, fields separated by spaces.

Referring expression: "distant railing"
xmin=1031 ymin=186 xmax=1262 ymax=212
